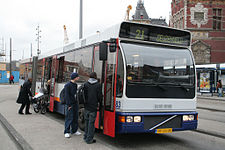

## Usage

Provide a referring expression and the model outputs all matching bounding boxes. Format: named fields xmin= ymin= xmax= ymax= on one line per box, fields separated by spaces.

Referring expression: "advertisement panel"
xmin=200 ymin=72 xmax=210 ymax=93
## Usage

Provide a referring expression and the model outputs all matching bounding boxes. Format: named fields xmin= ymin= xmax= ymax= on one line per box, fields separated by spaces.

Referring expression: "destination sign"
xmin=119 ymin=22 xmax=191 ymax=46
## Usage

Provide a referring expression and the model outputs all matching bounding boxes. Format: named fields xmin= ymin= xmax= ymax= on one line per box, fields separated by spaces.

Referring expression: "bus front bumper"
xmin=116 ymin=112 xmax=198 ymax=134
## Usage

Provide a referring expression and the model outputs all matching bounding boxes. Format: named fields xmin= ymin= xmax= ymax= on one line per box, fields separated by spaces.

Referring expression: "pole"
xmin=9 ymin=38 xmax=12 ymax=78
xmin=79 ymin=0 xmax=83 ymax=39
xmin=31 ymin=43 xmax=32 ymax=58
xmin=36 ymin=25 xmax=41 ymax=56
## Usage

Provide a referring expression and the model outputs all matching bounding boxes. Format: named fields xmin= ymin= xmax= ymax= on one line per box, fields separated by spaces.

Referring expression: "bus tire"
xmin=78 ymin=107 xmax=85 ymax=131
xmin=41 ymin=106 xmax=47 ymax=114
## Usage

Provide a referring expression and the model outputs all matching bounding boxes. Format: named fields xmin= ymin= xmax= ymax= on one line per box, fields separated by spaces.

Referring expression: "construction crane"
xmin=125 ymin=5 xmax=132 ymax=21
xmin=63 ymin=25 xmax=69 ymax=45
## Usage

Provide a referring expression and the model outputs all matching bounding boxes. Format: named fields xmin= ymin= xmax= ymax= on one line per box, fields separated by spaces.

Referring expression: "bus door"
xmin=103 ymin=45 xmax=118 ymax=137
xmin=44 ymin=58 xmax=52 ymax=96
xmin=92 ymin=46 xmax=102 ymax=129
xmin=49 ymin=56 xmax=58 ymax=112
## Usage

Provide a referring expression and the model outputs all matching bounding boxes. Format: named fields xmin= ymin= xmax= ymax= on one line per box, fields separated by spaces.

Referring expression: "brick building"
xmin=170 ymin=0 xmax=225 ymax=64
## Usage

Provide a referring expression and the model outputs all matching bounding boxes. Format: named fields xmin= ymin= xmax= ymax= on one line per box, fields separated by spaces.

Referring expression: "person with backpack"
xmin=64 ymin=72 xmax=81 ymax=138
xmin=83 ymin=72 xmax=102 ymax=144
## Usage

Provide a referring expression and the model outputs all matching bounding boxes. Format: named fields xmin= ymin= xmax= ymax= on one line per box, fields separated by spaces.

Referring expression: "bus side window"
xmin=105 ymin=52 xmax=116 ymax=111
xmin=116 ymin=50 xmax=124 ymax=97
xmin=57 ymin=56 xmax=64 ymax=83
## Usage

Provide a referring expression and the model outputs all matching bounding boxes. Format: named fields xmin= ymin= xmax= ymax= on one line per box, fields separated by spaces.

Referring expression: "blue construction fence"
xmin=0 ymin=71 xmax=19 ymax=83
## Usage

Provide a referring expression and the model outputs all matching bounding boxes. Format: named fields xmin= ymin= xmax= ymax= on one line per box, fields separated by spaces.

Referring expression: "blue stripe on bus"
xmin=115 ymin=112 xmax=198 ymax=134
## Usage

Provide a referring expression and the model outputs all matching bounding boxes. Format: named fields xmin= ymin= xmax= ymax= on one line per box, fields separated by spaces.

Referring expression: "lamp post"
xmin=36 ymin=25 xmax=41 ymax=56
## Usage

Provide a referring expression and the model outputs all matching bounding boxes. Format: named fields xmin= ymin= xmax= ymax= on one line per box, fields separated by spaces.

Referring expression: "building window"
xmin=213 ymin=8 xmax=222 ymax=30
xmin=194 ymin=12 xmax=204 ymax=21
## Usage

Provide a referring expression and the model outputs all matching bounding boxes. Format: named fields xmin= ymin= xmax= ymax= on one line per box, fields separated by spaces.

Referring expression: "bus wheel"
xmin=34 ymin=108 xmax=39 ymax=113
xmin=33 ymin=104 xmax=39 ymax=113
xmin=78 ymin=107 xmax=85 ymax=131
xmin=41 ymin=106 xmax=47 ymax=114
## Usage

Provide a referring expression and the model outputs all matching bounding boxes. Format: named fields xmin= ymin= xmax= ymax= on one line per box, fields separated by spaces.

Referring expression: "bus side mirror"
xmin=99 ymin=43 xmax=108 ymax=61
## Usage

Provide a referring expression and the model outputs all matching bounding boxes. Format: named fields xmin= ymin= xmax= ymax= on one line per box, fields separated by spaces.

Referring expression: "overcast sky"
xmin=0 ymin=0 xmax=171 ymax=61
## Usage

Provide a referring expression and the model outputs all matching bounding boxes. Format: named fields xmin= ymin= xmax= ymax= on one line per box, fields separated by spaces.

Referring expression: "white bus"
xmin=20 ymin=21 xmax=198 ymax=137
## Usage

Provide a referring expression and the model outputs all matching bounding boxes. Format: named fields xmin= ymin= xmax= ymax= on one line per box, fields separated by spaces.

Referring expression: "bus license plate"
xmin=156 ymin=128 xmax=172 ymax=134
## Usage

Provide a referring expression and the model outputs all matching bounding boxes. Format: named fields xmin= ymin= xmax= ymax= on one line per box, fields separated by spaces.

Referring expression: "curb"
xmin=195 ymin=129 xmax=225 ymax=139
xmin=0 ymin=113 xmax=33 ymax=150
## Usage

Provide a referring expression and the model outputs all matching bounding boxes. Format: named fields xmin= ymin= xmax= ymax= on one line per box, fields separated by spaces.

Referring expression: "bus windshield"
xmin=121 ymin=42 xmax=195 ymax=86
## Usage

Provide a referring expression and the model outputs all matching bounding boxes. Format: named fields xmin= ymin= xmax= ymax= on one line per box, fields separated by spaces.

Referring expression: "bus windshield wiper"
xmin=151 ymin=83 xmax=167 ymax=91
xmin=177 ymin=83 xmax=190 ymax=92
xmin=165 ymin=82 xmax=191 ymax=92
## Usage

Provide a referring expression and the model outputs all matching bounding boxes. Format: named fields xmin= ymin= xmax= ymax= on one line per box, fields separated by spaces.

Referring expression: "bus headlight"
xmin=134 ymin=116 xmax=141 ymax=122
xmin=183 ymin=115 xmax=194 ymax=121
xmin=126 ymin=116 xmax=133 ymax=123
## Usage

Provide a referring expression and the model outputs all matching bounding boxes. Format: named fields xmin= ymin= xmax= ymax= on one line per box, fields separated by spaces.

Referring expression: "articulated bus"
xmin=20 ymin=22 xmax=198 ymax=137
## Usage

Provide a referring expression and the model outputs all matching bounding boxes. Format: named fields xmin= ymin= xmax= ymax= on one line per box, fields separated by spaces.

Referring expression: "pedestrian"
xmin=64 ymin=72 xmax=82 ymax=138
xmin=9 ymin=75 xmax=14 ymax=84
xmin=216 ymin=80 xmax=223 ymax=97
xmin=83 ymin=72 xmax=102 ymax=144
xmin=17 ymin=77 xmax=33 ymax=114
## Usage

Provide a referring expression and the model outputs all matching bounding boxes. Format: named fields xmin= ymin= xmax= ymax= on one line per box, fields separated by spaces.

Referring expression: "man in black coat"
xmin=17 ymin=78 xmax=33 ymax=115
xmin=83 ymin=72 xmax=102 ymax=144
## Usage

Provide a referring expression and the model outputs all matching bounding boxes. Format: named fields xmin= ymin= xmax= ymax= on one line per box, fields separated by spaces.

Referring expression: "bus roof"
xmin=36 ymin=21 xmax=191 ymax=60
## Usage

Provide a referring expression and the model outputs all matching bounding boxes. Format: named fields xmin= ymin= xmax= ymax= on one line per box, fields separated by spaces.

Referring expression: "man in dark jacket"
xmin=83 ymin=72 xmax=102 ymax=144
xmin=64 ymin=72 xmax=81 ymax=138
xmin=17 ymin=78 xmax=33 ymax=115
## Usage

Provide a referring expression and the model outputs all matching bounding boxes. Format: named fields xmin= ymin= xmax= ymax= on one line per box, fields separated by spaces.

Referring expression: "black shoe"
xmin=25 ymin=112 xmax=32 ymax=115
xmin=86 ymin=139 xmax=96 ymax=144
xmin=18 ymin=112 xmax=24 ymax=115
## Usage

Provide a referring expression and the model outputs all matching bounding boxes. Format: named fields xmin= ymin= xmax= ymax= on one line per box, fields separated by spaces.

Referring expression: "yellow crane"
xmin=125 ymin=5 xmax=132 ymax=21
xmin=63 ymin=25 xmax=69 ymax=45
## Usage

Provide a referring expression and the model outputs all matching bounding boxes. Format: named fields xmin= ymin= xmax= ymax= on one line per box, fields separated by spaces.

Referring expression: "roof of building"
xmin=132 ymin=0 xmax=150 ymax=20
xmin=132 ymin=0 xmax=168 ymax=26
xmin=150 ymin=18 xmax=168 ymax=26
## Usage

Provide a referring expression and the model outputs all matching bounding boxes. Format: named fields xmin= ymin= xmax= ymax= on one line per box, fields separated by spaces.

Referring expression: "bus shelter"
xmin=196 ymin=64 xmax=217 ymax=94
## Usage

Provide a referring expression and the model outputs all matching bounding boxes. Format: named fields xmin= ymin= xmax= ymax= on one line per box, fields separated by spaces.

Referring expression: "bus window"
xmin=37 ymin=60 xmax=44 ymax=82
xmin=93 ymin=46 xmax=103 ymax=82
xmin=57 ymin=56 xmax=64 ymax=83
xmin=74 ymin=47 xmax=92 ymax=82
xmin=105 ymin=52 xmax=116 ymax=111
xmin=63 ymin=51 xmax=76 ymax=82
xmin=63 ymin=46 xmax=92 ymax=83
xmin=116 ymin=50 xmax=124 ymax=97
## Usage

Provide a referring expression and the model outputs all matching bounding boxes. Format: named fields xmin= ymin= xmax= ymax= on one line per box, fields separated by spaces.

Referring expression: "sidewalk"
xmin=0 ymin=85 xmax=111 ymax=150
xmin=196 ymin=93 xmax=225 ymax=139
xmin=1 ymin=85 xmax=225 ymax=150
xmin=197 ymin=93 xmax=225 ymax=111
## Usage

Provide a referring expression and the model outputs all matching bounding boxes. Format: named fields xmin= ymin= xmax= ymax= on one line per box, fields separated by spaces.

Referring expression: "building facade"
xmin=0 ymin=61 xmax=20 ymax=83
xmin=131 ymin=0 xmax=168 ymax=26
xmin=170 ymin=0 xmax=225 ymax=64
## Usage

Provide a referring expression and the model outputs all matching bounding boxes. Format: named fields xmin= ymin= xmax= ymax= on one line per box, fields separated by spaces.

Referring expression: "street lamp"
xmin=36 ymin=25 xmax=41 ymax=56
